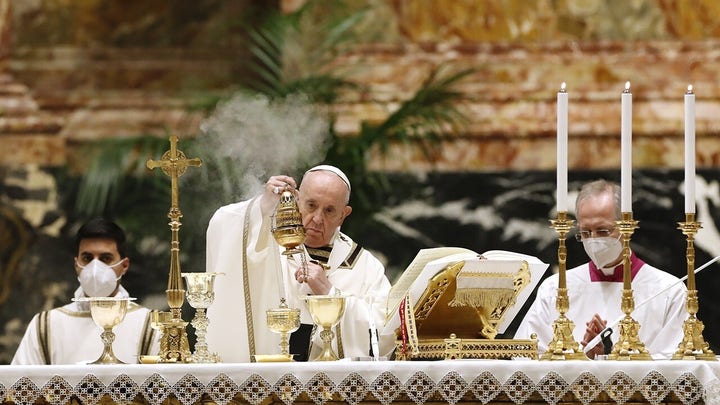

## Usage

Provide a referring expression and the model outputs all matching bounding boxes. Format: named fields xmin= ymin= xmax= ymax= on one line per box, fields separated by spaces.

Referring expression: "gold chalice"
xmin=271 ymin=189 xmax=306 ymax=255
xmin=74 ymin=297 xmax=135 ymax=364
xmin=265 ymin=298 xmax=301 ymax=361
xmin=302 ymin=295 xmax=346 ymax=361
xmin=182 ymin=272 xmax=223 ymax=363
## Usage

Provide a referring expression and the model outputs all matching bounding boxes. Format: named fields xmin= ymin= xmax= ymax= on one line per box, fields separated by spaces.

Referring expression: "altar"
xmin=2 ymin=360 xmax=720 ymax=404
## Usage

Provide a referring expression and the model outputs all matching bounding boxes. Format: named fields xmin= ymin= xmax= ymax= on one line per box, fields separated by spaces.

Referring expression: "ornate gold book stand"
xmin=392 ymin=252 xmax=540 ymax=360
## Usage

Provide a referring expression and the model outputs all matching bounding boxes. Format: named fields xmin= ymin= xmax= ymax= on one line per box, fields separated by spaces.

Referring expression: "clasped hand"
xmin=581 ymin=313 xmax=607 ymax=359
xmin=295 ymin=261 xmax=332 ymax=295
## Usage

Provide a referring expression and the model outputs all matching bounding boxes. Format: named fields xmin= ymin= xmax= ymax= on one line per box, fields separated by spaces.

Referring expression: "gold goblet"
xmin=302 ymin=295 xmax=346 ymax=361
xmin=74 ymin=297 xmax=134 ymax=364
xmin=265 ymin=298 xmax=301 ymax=361
xmin=182 ymin=272 xmax=223 ymax=363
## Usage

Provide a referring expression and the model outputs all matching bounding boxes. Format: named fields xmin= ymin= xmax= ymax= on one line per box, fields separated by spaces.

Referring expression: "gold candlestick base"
xmin=608 ymin=212 xmax=651 ymax=360
xmin=673 ymin=214 xmax=716 ymax=361
xmin=608 ymin=317 xmax=652 ymax=360
xmin=608 ymin=290 xmax=652 ymax=360
xmin=539 ymin=292 xmax=588 ymax=361
xmin=540 ymin=212 xmax=588 ymax=361
xmin=158 ymin=316 xmax=192 ymax=363
xmin=672 ymin=291 xmax=716 ymax=360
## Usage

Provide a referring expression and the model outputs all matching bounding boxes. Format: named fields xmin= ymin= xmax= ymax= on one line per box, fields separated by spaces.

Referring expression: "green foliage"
xmin=324 ymin=66 xmax=474 ymax=219
xmin=75 ymin=136 xmax=171 ymax=220
xmin=244 ymin=1 xmax=365 ymax=102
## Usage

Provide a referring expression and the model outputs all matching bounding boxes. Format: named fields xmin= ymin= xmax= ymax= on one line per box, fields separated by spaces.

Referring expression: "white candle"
xmin=557 ymin=82 xmax=568 ymax=212
xmin=621 ymin=81 xmax=632 ymax=212
xmin=685 ymin=85 xmax=696 ymax=214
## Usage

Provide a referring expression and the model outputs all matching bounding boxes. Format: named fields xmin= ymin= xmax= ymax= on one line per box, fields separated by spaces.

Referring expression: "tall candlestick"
xmin=621 ymin=81 xmax=632 ymax=212
xmin=685 ymin=85 xmax=696 ymax=214
xmin=557 ymin=82 xmax=568 ymax=212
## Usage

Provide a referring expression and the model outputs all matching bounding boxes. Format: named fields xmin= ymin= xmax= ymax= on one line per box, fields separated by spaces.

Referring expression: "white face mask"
xmin=77 ymin=258 xmax=122 ymax=297
xmin=582 ymin=236 xmax=623 ymax=275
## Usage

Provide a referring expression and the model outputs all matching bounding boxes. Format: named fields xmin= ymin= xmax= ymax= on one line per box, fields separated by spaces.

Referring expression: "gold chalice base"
xmin=138 ymin=355 xmax=161 ymax=364
xmin=253 ymin=354 xmax=295 ymax=362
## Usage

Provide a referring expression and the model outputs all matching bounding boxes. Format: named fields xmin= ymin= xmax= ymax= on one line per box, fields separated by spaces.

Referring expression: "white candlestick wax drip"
xmin=557 ymin=82 xmax=568 ymax=212
xmin=685 ymin=84 xmax=696 ymax=214
xmin=621 ymin=81 xmax=632 ymax=212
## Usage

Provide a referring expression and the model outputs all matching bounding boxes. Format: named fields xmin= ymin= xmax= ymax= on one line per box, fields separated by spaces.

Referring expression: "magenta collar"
xmin=588 ymin=251 xmax=644 ymax=282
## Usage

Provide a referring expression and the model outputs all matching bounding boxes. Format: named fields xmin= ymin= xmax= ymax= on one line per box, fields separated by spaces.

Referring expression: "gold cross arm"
xmin=146 ymin=135 xmax=202 ymax=208
xmin=147 ymin=135 xmax=202 ymax=175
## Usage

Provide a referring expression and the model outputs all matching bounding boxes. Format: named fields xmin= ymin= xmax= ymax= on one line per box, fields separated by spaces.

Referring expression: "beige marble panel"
xmin=0 ymin=135 xmax=65 ymax=166
xmin=366 ymin=136 xmax=720 ymax=173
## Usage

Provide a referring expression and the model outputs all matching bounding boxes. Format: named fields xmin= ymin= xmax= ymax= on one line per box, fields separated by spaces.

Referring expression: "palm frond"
xmin=245 ymin=0 xmax=366 ymax=101
xmin=322 ymin=66 xmax=474 ymax=220
xmin=75 ymin=136 xmax=172 ymax=217
xmin=378 ymin=67 xmax=474 ymax=139
xmin=310 ymin=7 xmax=369 ymax=63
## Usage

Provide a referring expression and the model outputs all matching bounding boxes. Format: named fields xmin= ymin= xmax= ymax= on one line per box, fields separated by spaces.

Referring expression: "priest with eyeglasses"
xmin=515 ymin=179 xmax=687 ymax=359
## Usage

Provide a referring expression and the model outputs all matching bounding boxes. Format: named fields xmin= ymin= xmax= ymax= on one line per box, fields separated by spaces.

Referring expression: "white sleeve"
xmin=11 ymin=313 xmax=45 ymax=365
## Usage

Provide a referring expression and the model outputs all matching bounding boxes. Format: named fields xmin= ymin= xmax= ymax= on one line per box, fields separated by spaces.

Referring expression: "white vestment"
xmin=12 ymin=286 xmax=160 ymax=365
xmin=205 ymin=197 xmax=393 ymax=363
xmin=514 ymin=261 xmax=687 ymax=359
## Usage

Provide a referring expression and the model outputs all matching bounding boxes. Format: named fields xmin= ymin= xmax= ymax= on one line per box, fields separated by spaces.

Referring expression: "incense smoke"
xmin=197 ymin=93 xmax=331 ymax=201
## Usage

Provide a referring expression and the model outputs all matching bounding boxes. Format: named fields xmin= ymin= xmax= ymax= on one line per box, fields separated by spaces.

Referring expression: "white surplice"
xmin=205 ymin=197 xmax=393 ymax=363
xmin=514 ymin=262 xmax=687 ymax=359
xmin=12 ymin=286 xmax=160 ymax=365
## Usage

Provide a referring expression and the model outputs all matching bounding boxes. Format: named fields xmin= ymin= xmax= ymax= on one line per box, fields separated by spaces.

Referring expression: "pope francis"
xmin=205 ymin=165 xmax=393 ymax=362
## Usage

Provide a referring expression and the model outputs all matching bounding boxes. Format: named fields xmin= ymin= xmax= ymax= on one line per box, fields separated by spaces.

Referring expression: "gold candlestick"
xmin=608 ymin=212 xmax=651 ymax=360
xmin=673 ymin=213 xmax=716 ymax=360
xmin=540 ymin=211 xmax=588 ymax=360
xmin=146 ymin=135 xmax=201 ymax=363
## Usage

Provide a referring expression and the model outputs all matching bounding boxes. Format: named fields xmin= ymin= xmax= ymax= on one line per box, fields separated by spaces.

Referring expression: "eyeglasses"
xmin=575 ymin=228 xmax=616 ymax=241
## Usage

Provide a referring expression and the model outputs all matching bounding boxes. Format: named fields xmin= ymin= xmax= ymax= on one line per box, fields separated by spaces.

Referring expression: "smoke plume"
xmin=197 ymin=92 xmax=331 ymax=200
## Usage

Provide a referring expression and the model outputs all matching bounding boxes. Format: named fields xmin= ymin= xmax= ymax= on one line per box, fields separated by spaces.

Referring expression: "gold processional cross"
xmin=146 ymin=135 xmax=202 ymax=362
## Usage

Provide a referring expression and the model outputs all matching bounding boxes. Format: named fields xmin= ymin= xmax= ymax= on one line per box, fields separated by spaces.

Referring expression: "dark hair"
xmin=75 ymin=218 xmax=128 ymax=258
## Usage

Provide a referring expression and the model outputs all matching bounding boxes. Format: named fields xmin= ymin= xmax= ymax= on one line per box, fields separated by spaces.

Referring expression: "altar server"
xmin=206 ymin=165 xmax=393 ymax=362
xmin=12 ymin=218 xmax=159 ymax=364
xmin=515 ymin=180 xmax=687 ymax=359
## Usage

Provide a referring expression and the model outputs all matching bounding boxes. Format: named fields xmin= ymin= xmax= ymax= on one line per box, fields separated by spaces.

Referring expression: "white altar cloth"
xmin=1 ymin=360 xmax=720 ymax=404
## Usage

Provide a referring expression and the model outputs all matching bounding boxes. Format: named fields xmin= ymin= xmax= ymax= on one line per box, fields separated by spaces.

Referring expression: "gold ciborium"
xmin=302 ymin=295 xmax=346 ymax=361
xmin=182 ymin=272 xmax=223 ymax=363
xmin=271 ymin=189 xmax=306 ymax=255
xmin=265 ymin=298 xmax=301 ymax=361
xmin=74 ymin=297 xmax=135 ymax=364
